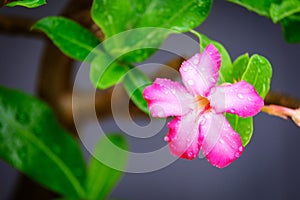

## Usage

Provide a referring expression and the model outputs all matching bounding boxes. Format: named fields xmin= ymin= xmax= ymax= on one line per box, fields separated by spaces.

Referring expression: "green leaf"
xmin=33 ymin=16 xmax=100 ymax=62
xmin=239 ymin=54 xmax=272 ymax=98
xmin=123 ymin=68 xmax=151 ymax=114
xmin=199 ymin=34 xmax=233 ymax=84
xmin=86 ymin=134 xmax=128 ymax=200
xmin=0 ymin=87 xmax=86 ymax=199
xmin=90 ymin=54 xmax=130 ymax=89
xmin=226 ymin=54 xmax=272 ymax=146
xmin=229 ymin=53 xmax=250 ymax=82
xmin=227 ymin=0 xmax=300 ymax=43
xmin=270 ymin=0 xmax=300 ymax=23
xmin=227 ymin=0 xmax=280 ymax=17
xmin=280 ymin=13 xmax=300 ymax=43
xmin=91 ymin=0 xmax=212 ymax=62
xmin=92 ymin=0 xmax=212 ymax=37
xmin=225 ymin=114 xmax=253 ymax=146
xmin=6 ymin=0 xmax=46 ymax=8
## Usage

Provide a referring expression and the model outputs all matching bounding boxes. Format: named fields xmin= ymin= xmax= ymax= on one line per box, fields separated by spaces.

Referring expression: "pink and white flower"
xmin=143 ymin=44 xmax=264 ymax=168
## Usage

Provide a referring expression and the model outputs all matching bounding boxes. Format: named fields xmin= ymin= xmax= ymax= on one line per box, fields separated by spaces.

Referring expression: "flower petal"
xmin=200 ymin=112 xmax=244 ymax=168
xmin=179 ymin=44 xmax=221 ymax=97
xmin=165 ymin=112 xmax=201 ymax=160
xmin=209 ymin=80 xmax=264 ymax=117
xmin=143 ymin=78 xmax=194 ymax=118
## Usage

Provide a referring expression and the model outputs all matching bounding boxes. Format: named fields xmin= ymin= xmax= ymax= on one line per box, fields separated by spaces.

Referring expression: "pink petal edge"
xmin=209 ymin=80 xmax=264 ymax=117
xmin=200 ymin=112 xmax=244 ymax=168
xmin=143 ymin=78 xmax=194 ymax=118
xmin=179 ymin=44 xmax=221 ymax=97
xmin=166 ymin=112 xmax=202 ymax=160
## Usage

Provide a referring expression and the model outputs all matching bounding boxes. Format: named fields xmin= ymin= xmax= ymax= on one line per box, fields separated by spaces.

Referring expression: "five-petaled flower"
xmin=143 ymin=44 xmax=264 ymax=168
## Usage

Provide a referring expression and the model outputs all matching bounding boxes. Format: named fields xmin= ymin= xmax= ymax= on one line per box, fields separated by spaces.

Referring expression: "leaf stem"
xmin=189 ymin=29 xmax=202 ymax=52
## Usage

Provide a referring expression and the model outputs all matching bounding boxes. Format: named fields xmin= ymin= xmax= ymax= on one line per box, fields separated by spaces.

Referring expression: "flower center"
xmin=196 ymin=96 xmax=211 ymax=113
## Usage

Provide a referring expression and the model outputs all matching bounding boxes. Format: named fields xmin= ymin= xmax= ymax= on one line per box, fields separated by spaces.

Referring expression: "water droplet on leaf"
xmin=15 ymin=112 xmax=30 ymax=125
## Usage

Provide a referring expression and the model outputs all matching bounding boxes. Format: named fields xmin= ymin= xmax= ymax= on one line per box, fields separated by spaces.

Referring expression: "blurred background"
xmin=1 ymin=0 xmax=300 ymax=199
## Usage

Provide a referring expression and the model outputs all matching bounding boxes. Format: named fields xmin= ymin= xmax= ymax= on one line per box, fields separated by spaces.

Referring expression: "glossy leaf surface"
xmin=33 ymin=16 xmax=100 ymax=62
xmin=6 ymin=0 xmax=46 ymax=8
xmin=0 ymin=87 xmax=86 ymax=198
xmin=86 ymin=134 xmax=127 ymax=200
xmin=123 ymin=68 xmax=151 ymax=114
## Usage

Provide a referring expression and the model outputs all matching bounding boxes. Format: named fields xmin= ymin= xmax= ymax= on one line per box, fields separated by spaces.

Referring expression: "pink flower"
xmin=143 ymin=44 xmax=264 ymax=168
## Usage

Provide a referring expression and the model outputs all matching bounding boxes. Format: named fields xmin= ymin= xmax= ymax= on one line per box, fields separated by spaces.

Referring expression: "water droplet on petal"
xmin=188 ymin=80 xmax=194 ymax=85
xmin=182 ymin=67 xmax=188 ymax=72
xmin=230 ymin=109 xmax=236 ymax=113
xmin=238 ymin=146 xmax=244 ymax=152
xmin=235 ymin=152 xmax=241 ymax=157
xmin=164 ymin=90 xmax=169 ymax=95
xmin=237 ymin=93 xmax=244 ymax=99
xmin=200 ymin=117 xmax=206 ymax=125
xmin=247 ymin=97 xmax=252 ymax=101
xmin=164 ymin=136 xmax=170 ymax=142
xmin=210 ymin=77 xmax=215 ymax=82
xmin=219 ymin=139 xmax=224 ymax=144
xmin=193 ymin=58 xmax=199 ymax=65
xmin=244 ymin=106 xmax=248 ymax=110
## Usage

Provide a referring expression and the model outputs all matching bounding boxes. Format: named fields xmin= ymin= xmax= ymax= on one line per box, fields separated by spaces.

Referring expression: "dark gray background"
xmin=1 ymin=0 xmax=300 ymax=200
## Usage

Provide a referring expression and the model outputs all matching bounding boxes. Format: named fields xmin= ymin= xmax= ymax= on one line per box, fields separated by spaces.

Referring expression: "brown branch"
xmin=264 ymin=91 xmax=300 ymax=109
xmin=0 ymin=15 xmax=41 ymax=37
xmin=0 ymin=0 xmax=13 ymax=7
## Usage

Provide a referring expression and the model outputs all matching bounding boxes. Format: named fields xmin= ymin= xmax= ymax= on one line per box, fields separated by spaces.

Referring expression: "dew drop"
xmin=189 ymin=20 xmax=196 ymax=27
xmin=182 ymin=67 xmax=188 ymax=72
xmin=210 ymin=77 xmax=215 ymax=82
xmin=53 ymin=145 xmax=61 ymax=154
xmin=157 ymin=110 xmax=164 ymax=117
xmin=164 ymin=90 xmax=169 ymax=95
xmin=219 ymin=139 xmax=224 ymax=144
xmin=237 ymin=93 xmax=244 ymax=99
xmin=200 ymin=117 xmax=206 ymax=125
xmin=230 ymin=109 xmax=236 ymax=113
xmin=235 ymin=152 xmax=240 ymax=158
xmin=243 ymin=106 xmax=248 ymax=110
xmin=164 ymin=136 xmax=170 ymax=142
xmin=15 ymin=112 xmax=30 ymax=125
xmin=247 ymin=97 xmax=252 ymax=101
xmin=188 ymin=80 xmax=194 ymax=85
xmin=187 ymin=152 xmax=193 ymax=158
xmin=238 ymin=146 xmax=244 ymax=152
xmin=193 ymin=58 xmax=199 ymax=65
